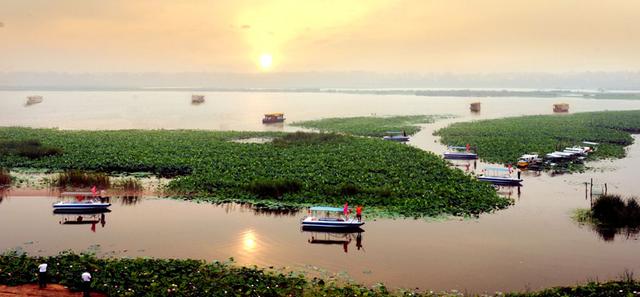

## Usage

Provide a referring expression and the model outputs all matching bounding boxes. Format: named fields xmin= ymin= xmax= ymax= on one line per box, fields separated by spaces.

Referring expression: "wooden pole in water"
xmin=585 ymin=182 xmax=588 ymax=200
xmin=604 ymin=183 xmax=608 ymax=195
xmin=590 ymin=178 xmax=594 ymax=206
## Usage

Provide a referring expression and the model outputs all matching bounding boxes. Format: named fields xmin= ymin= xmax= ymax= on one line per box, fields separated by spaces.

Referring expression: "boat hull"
xmin=477 ymin=177 xmax=522 ymax=185
xmin=53 ymin=203 xmax=111 ymax=212
xmin=262 ymin=119 xmax=285 ymax=124
xmin=443 ymin=152 xmax=478 ymax=160
xmin=383 ymin=136 xmax=410 ymax=142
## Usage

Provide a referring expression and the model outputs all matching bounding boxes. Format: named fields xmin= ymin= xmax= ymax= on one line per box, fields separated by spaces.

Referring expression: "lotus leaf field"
xmin=0 ymin=127 xmax=509 ymax=217
xmin=292 ymin=115 xmax=452 ymax=137
xmin=435 ymin=110 xmax=640 ymax=165
xmin=1 ymin=252 xmax=639 ymax=297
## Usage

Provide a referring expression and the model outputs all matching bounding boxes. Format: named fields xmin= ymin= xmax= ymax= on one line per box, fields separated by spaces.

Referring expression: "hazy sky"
xmin=1 ymin=0 xmax=639 ymax=73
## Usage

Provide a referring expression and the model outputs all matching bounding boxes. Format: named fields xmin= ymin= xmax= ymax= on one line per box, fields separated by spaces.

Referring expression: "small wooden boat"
xmin=191 ymin=95 xmax=205 ymax=104
xmin=382 ymin=131 xmax=409 ymax=142
xmin=477 ymin=167 xmax=522 ymax=185
xmin=262 ymin=113 xmax=285 ymax=124
xmin=26 ymin=95 xmax=43 ymax=106
xmin=553 ymin=103 xmax=569 ymax=113
xmin=301 ymin=206 xmax=364 ymax=230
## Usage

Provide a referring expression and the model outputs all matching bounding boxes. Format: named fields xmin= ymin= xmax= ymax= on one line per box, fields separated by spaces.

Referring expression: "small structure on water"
xmin=553 ymin=103 xmax=569 ymax=113
xmin=53 ymin=192 xmax=111 ymax=213
xmin=191 ymin=95 xmax=205 ymax=104
xmin=262 ymin=112 xmax=285 ymax=124
xmin=517 ymin=154 xmax=542 ymax=168
xmin=26 ymin=95 xmax=43 ymax=106
xmin=470 ymin=102 xmax=481 ymax=112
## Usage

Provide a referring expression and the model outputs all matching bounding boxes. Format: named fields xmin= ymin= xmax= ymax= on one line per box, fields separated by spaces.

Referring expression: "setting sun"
xmin=259 ymin=54 xmax=273 ymax=70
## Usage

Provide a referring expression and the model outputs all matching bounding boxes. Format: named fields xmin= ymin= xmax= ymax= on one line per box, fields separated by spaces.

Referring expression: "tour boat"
xmin=443 ymin=146 xmax=478 ymax=160
xmin=26 ymin=95 xmax=43 ymax=105
xmin=191 ymin=95 xmax=205 ymax=104
xmin=517 ymin=154 xmax=541 ymax=167
xmin=53 ymin=199 xmax=111 ymax=212
xmin=301 ymin=206 xmax=364 ymax=230
xmin=477 ymin=167 xmax=522 ymax=185
xmin=382 ymin=131 xmax=409 ymax=142
xmin=262 ymin=113 xmax=285 ymax=124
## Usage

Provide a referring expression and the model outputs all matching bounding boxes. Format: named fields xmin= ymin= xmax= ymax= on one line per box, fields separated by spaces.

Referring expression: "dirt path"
xmin=0 ymin=284 xmax=106 ymax=297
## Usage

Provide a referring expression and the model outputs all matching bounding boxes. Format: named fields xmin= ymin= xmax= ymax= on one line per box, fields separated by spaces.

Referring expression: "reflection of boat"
xmin=302 ymin=228 xmax=364 ymax=253
xmin=477 ymin=167 xmax=522 ymax=185
xmin=56 ymin=212 xmax=107 ymax=232
xmin=382 ymin=131 xmax=409 ymax=142
xmin=443 ymin=146 xmax=478 ymax=160
xmin=301 ymin=206 xmax=364 ymax=229
xmin=262 ymin=113 xmax=285 ymax=124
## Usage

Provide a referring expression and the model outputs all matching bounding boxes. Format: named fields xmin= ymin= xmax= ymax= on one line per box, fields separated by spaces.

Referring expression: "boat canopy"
xmin=60 ymin=192 xmax=95 ymax=196
xmin=484 ymin=167 xmax=510 ymax=172
xmin=264 ymin=112 xmax=284 ymax=117
xmin=582 ymin=141 xmax=599 ymax=146
xmin=448 ymin=146 xmax=470 ymax=150
xmin=310 ymin=206 xmax=344 ymax=212
xmin=384 ymin=131 xmax=403 ymax=134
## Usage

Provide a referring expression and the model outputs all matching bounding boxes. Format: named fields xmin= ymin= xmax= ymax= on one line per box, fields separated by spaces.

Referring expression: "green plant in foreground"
xmin=1 ymin=252 xmax=639 ymax=297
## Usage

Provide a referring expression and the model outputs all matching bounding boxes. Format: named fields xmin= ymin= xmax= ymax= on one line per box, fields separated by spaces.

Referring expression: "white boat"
xmin=53 ymin=199 xmax=111 ymax=212
xmin=301 ymin=206 xmax=364 ymax=230
xmin=382 ymin=131 xmax=409 ymax=142
xmin=477 ymin=167 xmax=522 ymax=185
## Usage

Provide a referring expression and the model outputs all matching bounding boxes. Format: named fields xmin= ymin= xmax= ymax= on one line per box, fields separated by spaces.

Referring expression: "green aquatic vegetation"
xmin=0 ymin=139 xmax=62 ymax=159
xmin=0 ymin=168 xmax=11 ymax=186
xmin=1 ymin=252 xmax=639 ymax=297
xmin=435 ymin=110 xmax=640 ymax=165
xmin=573 ymin=195 xmax=640 ymax=241
xmin=112 ymin=177 xmax=144 ymax=192
xmin=292 ymin=115 xmax=452 ymax=137
xmin=0 ymin=127 xmax=509 ymax=217
xmin=55 ymin=170 xmax=110 ymax=188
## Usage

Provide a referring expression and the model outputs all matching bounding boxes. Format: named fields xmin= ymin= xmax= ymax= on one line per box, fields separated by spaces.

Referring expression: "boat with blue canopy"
xmin=477 ymin=167 xmax=523 ymax=185
xmin=301 ymin=206 xmax=365 ymax=230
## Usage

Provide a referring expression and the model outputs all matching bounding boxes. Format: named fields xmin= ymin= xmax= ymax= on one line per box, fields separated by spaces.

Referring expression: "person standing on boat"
xmin=343 ymin=202 xmax=349 ymax=219
xmin=81 ymin=270 xmax=92 ymax=297
xmin=37 ymin=262 xmax=48 ymax=288
xmin=356 ymin=205 xmax=363 ymax=222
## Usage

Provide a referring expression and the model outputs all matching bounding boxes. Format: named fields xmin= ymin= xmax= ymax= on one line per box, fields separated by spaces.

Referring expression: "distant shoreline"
xmin=2 ymin=87 xmax=640 ymax=100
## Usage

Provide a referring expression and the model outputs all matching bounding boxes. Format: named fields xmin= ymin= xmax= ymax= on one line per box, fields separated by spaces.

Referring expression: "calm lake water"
xmin=1 ymin=91 xmax=640 ymax=294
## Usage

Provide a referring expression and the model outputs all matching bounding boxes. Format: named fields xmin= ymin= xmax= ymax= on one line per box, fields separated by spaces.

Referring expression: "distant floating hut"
xmin=26 ymin=95 xmax=43 ymax=106
xmin=191 ymin=95 xmax=205 ymax=104
xmin=553 ymin=103 xmax=569 ymax=113
xmin=470 ymin=102 xmax=481 ymax=112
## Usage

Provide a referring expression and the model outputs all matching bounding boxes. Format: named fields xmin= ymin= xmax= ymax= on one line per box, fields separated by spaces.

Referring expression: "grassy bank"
xmin=1 ymin=252 xmax=639 ymax=297
xmin=435 ymin=110 xmax=640 ymax=165
xmin=292 ymin=115 xmax=451 ymax=137
xmin=0 ymin=127 xmax=509 ymax=217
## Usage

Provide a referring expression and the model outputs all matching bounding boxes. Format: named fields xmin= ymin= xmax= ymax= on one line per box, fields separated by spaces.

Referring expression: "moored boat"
xmin=262 ymin=112 xmax=285 ymax=124
xmin=301 ymin=206 xmax=364 ymax=230
xmin=52 ymin=199 xmax=111 ymax=212
xmin=477 ymin=167 xmax=522 ymax=185
xmin=443 ymin=146 xmax=478 ymax=160
xmin=382 ymin=131 xmax=409 ymax=142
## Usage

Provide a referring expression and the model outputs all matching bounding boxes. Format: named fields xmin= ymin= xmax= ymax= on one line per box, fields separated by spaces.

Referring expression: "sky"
xmin=1 ymin=0 xmax=640 ymax=73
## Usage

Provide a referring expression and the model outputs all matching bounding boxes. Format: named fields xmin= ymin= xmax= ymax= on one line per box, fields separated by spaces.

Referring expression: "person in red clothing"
xmin=356 ymin=205 xmax=363 ymax=222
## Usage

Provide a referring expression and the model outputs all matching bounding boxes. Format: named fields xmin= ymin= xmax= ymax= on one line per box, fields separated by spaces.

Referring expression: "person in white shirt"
xmin=37 ymin=263 xmax=48 ymax=288
xmin=81 ymin=271 xmax=92 ymax=297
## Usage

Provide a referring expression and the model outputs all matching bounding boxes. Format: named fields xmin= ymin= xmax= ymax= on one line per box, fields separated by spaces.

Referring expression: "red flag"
xmin=343 ymin=202 xmax=349 ymax=216
xmin=466 ymin=144 xmax=470 ymax=152
xmin=91 ymin=186 xmax=97 ymax=196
